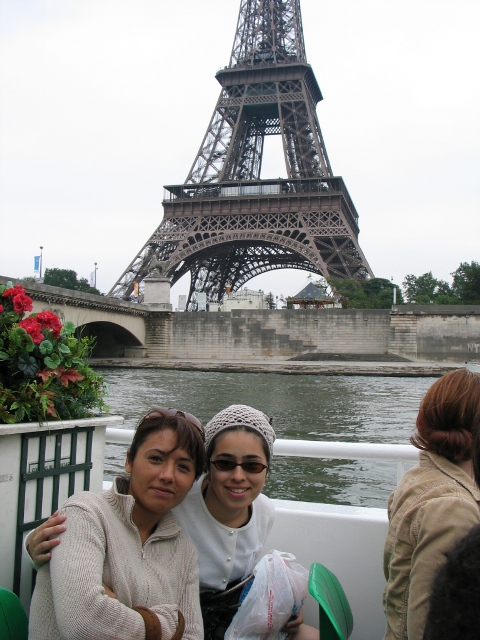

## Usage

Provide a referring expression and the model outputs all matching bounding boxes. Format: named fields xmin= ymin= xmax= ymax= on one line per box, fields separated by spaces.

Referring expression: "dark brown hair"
xmin=128 ymin=409 xmax=206 ymax=478
xmin=411 ymin=369 xmax=480 ymax=461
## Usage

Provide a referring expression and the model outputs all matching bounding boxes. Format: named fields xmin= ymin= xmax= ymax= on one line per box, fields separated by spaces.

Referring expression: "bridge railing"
xmin=106 ymin=428 xmax=418 ymax=483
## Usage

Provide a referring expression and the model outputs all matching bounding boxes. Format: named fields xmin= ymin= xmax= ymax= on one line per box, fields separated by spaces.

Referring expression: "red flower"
xmin=0 ymin=304 xmax=3 ymax=314
xmin=2 ymin=285 xmax=25 ymax=298
xmin=36 ymin=311 xmax=62 ymax=338
xmin=12 ymin=294 xmax=33 ymax=314
xmin=19 ymin=317 xmax=44 ymax=344
xmin=2 ymin=285 xmax=33 ymax=314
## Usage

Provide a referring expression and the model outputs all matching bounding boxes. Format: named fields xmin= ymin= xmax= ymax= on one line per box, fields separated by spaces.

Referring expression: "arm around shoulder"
xmin=23 ymin=511 xmax=66 ymax=569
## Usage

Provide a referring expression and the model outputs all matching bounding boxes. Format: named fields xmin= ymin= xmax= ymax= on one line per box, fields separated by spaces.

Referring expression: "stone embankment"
xmin=90 ymin=356 xmax=460 ymax=377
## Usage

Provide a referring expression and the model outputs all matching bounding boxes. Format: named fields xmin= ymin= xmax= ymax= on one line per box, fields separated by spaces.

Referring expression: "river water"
xmin=99 ymin=368 xmax=436 ymax=509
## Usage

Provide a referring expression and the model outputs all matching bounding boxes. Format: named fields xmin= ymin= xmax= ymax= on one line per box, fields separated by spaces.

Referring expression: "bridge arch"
xmin=80 ymin=321 xmax=144 ymax=358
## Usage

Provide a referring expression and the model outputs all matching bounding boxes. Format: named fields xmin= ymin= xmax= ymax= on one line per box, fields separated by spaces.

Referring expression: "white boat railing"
xmin=106 ymin=428 xmax=418 ymax=482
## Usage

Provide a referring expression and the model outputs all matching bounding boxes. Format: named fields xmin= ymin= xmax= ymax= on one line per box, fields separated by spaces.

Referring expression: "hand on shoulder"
xmin=26 ymin=511 xmax=66 ymax=566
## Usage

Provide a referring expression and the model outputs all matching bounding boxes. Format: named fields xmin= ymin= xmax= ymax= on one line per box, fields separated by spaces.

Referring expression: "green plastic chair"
xmin=308 ymin=562 xmax=353 ymax=640
xmin=0 ymin=586 xmax=28 ymax=640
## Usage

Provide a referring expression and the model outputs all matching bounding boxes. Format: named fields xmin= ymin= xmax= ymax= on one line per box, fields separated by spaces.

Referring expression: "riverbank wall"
xmin=161 ymin=305 xmax=480 ymax=363
xmin=170 ymin=308 xmax=390 ymax=359
xmin=90 ymin=356 xmax=457 ymax=377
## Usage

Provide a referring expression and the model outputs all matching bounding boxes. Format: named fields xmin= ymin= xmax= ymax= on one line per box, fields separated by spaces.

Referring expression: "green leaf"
xmin=58 ymin=343 xmax=71 ymax=354
xmin=9 ymin=327 xmax=35 ymax=352
xmin=44 ymin=353 xmax=61 ymax=369
xmin=0 ymin=351 xmax=10 ymax=361
xmin=39 ymin=340 xmax=54 ymax=355
xmin=15 ymin=406 xmax=26 ymax=422
xmin=0 ymin=312 xmax=21 ymax=326
xmin=17 ymin=353 xmax=39 ymax=378
xmin=62 ymin=322 xmax=76 ymax=336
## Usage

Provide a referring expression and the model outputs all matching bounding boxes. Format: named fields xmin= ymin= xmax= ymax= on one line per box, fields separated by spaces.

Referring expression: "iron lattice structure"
xmin=109 ymin=0 xmax=373 ymax=307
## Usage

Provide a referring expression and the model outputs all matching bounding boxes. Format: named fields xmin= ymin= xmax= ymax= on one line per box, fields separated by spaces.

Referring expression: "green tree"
xmin=403 ymin=272 xmax=437 ymax=303
xmin=327 ymin=277 xmax=402 ymax=308
xmin=403 ymin=272 xmax=457 ymax=304
xmin=313 ymin=277 xmax=329 ymax=296
xmin=77 ymin=277 xmax=96 ymax=293
xmin=44 ymin=268 xmax=101 ymax=295
xmin=328 ymin=278 xmax=367 ymax=308
xmin=363 ymin=278 xmax=403 ymax=308
xmin=435 ymin=280 xmax=458 ymax=305
xmin=451 ymin=261 xmax=480 ymax=304
xmin=265 ymin=292 xmax=276 ymax=309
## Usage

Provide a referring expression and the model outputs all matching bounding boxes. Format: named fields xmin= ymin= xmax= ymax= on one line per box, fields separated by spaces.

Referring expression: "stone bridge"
xmin=0 ymin=277 xmax=171 ymax=358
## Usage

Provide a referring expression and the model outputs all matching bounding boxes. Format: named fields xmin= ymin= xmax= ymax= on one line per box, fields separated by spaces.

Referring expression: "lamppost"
xmin=94 ymin=262 xmax=98 ymax=288
xmin=39 ymin=246 xmax=44 ymax=279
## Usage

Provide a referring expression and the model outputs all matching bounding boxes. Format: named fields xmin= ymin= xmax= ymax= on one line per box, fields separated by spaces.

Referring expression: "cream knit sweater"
xmin=29 ymin=477 xmax=203 ymax=640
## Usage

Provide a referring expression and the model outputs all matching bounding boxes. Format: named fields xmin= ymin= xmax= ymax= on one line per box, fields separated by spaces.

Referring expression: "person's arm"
xmin=407 ymin=496 xmax=480 ymax=640
xmin=24 ymin=511 xmax=66 ymax=568
xmin=48 ymin=505 xmax=193 ymax=640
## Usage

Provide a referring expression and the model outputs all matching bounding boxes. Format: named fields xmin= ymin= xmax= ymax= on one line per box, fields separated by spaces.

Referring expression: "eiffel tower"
xmin=109 ymin=0 xmax=373 ymax=307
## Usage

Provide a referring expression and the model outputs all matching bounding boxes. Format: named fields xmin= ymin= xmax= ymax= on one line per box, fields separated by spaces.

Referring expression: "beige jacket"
xmin=29 ymin=477 xmax=203 ymax=640
xmin=382 ymin=451 xmax=480 ymax=640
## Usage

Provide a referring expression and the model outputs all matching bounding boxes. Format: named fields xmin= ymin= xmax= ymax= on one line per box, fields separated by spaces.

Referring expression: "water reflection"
xmin=100 ymin=369 xmax=434 ymax=508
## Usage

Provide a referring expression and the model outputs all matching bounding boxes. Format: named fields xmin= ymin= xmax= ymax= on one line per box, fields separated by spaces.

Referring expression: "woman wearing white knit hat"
xmin=174 ymin=404 xmax=318 ymax=640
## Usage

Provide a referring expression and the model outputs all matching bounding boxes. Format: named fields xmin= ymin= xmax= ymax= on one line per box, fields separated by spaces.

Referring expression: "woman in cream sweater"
xmin=29 ymin=408 xmax=206 ymax=640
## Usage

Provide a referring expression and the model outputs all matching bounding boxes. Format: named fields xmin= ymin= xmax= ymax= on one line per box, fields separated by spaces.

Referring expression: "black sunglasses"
xmin=210 ymin=459 xmax=268 ymax=474
xmin=142 ymin=407 xmax=204 ymax=441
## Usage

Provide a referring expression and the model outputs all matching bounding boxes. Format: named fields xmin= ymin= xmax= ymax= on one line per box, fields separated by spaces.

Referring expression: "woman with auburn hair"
xmin=382 ymin=368 xmax=480 ymax=640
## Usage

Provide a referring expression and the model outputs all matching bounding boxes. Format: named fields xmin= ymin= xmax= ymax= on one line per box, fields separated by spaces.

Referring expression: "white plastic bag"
xmin=224 ymin=550 xmax=309 ymax=640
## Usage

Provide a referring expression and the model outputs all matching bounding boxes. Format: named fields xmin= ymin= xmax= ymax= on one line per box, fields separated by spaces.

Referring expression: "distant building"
xmin=220 ymin=288 xmax=267 ymax=311
xmin=287 ymin=282 xmax=337 ymax=309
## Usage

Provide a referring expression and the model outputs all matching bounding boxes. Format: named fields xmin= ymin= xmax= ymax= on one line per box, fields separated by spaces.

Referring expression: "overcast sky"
xmin=1 ymin=0 xmax=479 ymax=305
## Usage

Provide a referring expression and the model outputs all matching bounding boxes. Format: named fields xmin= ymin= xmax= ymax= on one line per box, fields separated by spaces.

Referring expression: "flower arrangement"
xmin=0 ymin=282 xmax=108 ymax=424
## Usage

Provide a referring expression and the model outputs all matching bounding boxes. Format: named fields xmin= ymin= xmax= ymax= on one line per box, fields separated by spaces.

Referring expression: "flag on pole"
xmin=89 ymin=271 xmax=95 ymax=287
xmin=34 ymin=256 xmax=40 ymax=273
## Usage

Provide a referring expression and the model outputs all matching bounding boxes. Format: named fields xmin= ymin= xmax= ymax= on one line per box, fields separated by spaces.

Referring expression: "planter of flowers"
xmin=0 ymin=282 xmax=109 ymax=424
xmin=0 ymin=282 xmax=123 ymax=599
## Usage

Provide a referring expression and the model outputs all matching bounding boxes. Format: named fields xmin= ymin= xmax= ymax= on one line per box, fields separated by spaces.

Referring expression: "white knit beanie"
xmin=204 ymin=404 xmax=275 ymax=460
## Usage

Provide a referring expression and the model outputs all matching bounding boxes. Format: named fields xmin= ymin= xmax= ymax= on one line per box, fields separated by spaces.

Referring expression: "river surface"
xmin=99 ymin=368 xmax=436 ymax=508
